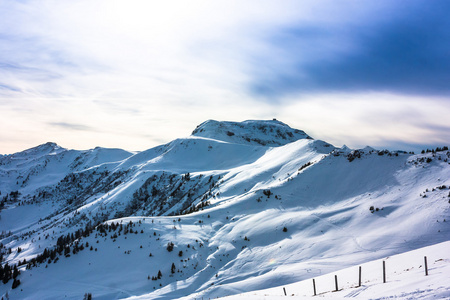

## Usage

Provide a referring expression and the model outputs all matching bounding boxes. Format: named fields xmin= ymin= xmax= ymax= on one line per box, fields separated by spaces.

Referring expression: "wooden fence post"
xmin=358 ymin=266 xmax=362 ymax=287
xmin=335 ymin=275 xmax=338 ymax=291
xmin=424 ymin=256 xmax=428 ymax=276
xmin=383 ymin=261 xmax=386 ymax=283
xmin=283 ymin=287 xmax=287 ymax=296
xmin=313 ymin=279 xmax=317 ymax=296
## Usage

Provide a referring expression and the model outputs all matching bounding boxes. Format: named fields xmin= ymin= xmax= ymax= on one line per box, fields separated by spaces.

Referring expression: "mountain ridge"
xmin=0 ymin=119 xmax=449 ymax=300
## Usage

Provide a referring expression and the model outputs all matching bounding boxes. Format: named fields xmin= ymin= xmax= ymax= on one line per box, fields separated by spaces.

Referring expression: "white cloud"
xmin=277 ymin=93 xmax=450 ymax=151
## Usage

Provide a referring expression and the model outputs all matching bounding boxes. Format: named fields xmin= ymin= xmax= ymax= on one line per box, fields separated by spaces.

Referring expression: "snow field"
xmin=219 ymin=241 xmax=450 ymax=299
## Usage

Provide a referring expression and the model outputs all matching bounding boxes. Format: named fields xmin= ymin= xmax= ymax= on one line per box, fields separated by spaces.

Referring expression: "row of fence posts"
xmin=284 ymin=256 xmax=429 ymax=296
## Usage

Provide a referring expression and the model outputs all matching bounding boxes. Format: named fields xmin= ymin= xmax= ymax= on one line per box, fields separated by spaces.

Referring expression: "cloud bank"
xmin=249 ymin=2 xmax=450 ymax=97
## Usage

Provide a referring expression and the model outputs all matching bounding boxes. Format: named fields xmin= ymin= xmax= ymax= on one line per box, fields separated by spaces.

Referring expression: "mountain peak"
xmin=191 ymin=119 xmax=312 ymax=146
xmin=10 ymin=142 xmax=64 ymax=158
xmin=31 ymin=141 xmax=63 ymax=152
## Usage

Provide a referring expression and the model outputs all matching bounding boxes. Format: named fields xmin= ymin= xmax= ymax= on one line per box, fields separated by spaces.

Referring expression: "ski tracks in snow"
xmin=310 ymin=211 xmax=378 ymax=254
xmin=53 ymin=276 xmax=134 ymax=298
xmin=343 ymin=285 xmax=368 ymax=297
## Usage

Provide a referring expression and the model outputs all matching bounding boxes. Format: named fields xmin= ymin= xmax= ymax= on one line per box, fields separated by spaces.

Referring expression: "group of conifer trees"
xmin=0 ymin=262 xmax=20 ymax=288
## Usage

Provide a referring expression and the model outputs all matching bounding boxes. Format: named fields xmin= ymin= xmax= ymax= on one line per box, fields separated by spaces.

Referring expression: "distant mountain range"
xmin=1 ymin=120 xmax=449 ymax=299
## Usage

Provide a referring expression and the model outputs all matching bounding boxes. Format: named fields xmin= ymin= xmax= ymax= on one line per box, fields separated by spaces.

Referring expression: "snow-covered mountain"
xmin=0 ymin=119 xmax=449 ymax=300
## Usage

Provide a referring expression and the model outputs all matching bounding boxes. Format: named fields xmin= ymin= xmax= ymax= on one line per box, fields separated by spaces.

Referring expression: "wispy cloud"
xmin=48 ymin=122 xmax=95 ymax=132
xmin=0 ymin=83 xmax=21 ymax=93
xmin=277 ymin=92 xmax=450 ymax=150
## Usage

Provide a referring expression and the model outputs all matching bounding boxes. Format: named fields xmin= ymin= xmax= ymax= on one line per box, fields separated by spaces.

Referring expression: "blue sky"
xmin=1 ymin=0 xmax=449 ymax=154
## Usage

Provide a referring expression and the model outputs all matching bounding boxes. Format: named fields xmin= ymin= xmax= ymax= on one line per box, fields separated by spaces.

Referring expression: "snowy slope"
xmin=220 ymin=241 xmax=450 ymax=299
xmin=0 ymin=120 xmax=449 ymax=300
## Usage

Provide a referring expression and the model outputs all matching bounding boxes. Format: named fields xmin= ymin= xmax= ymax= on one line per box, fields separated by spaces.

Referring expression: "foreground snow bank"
xmin=221 ymin=240 xmax=450 ymax=299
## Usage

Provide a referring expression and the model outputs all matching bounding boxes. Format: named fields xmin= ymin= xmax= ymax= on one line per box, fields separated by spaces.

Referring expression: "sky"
xmin=1 ymin=0 xmax=449 ymax=154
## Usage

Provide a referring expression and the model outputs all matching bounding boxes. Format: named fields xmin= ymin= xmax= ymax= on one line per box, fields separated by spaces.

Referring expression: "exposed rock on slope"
xmin=192 ymin=119 xmax=311 ymax=146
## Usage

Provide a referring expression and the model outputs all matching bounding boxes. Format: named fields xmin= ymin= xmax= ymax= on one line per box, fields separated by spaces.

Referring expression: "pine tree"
xmin=12 ymin=265 xmax=19 ymax=279
xmin=2 ymin=263 xmax=11 ymax=284
xmin=166 ymin=242 xmax=174 ymax=252
xmin=0 ymin=264 xmax=4 ymax=282
xmin=11 ymin=278 xmax=20 ymax=289
xmin=171 ymin=263 xmax=176 ymax=274
xmin=83 ymin=293 xmax=92 ymax=300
